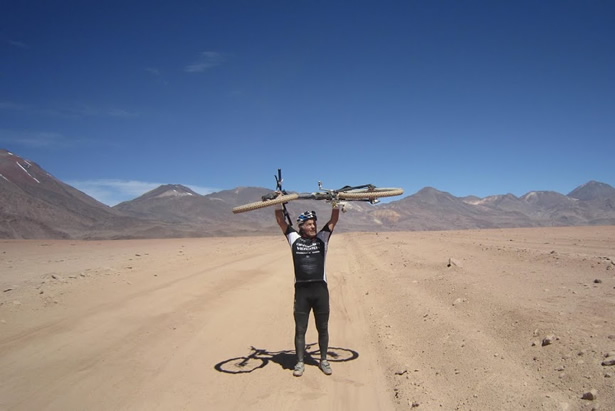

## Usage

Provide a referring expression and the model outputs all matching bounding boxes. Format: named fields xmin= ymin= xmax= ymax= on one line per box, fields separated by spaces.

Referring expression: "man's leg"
xmin=314 ymin=282 xmax=332 ymax=375
xmin=314 ymin=312 xmax=329 ymax=360
xmin=294 ymin=311 xmax=309 ymax=363
xmin=293 ymin=284 xmax=310 ymax=377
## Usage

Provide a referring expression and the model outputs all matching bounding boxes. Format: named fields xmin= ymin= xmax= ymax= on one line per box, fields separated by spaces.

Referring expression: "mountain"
xmin=568 ymin=181 xmax=615 ymax=201
xmin=114 ymin=185 xmax=284 ymax=236
xmin=1 ymin=149 xmax=614 ymax=239
xmin=0 ymin=149 xmax=122 ymax=238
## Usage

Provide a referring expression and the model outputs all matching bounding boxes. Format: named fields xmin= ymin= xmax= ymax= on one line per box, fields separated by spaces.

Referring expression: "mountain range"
xmin=1 ymin=149 xmax=614 ymax=239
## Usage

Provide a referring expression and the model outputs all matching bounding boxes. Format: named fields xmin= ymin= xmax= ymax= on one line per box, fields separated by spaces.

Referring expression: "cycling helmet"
xmin=297 ymin=210 xmax=317 ymax=225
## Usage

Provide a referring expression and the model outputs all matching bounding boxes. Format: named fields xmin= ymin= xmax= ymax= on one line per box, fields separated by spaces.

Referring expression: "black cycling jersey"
xmin=285 ymin=225 xmax=332 ymax=283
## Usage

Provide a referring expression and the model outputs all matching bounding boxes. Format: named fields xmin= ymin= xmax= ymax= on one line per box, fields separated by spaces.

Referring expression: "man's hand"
xmin=331 ymin=200 xmax=346 ymax=213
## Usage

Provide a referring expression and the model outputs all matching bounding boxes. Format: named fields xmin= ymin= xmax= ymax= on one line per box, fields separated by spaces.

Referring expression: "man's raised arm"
xmin=326 ymin=206 xmax=340 ymax=232
xmin=275 ymin=206 xmax=289 ymax=234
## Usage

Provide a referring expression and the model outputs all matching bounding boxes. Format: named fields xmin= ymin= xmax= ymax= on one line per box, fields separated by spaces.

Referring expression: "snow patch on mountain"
xmin=157 ymin=189 xmax=194 ymax=198
xmin=17 ymin=161 xmax=40 ymax=183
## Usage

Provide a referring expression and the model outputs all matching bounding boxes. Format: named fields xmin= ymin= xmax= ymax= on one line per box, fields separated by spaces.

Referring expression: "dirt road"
xmin=0 ymin=236 xmax=392 ymax=410
xmin=1 ymin=226 xmax=614 ymax=410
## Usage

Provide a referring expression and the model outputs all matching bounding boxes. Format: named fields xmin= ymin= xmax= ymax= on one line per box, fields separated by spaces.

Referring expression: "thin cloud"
xmin=0 ymin=129 xmax=120 ymax=149
xmin=184 ymin=51 xmax=225 ymax=73
xmin=0 ymin=101 xmax=29 ymax=111
xmin=0 ymin=100 xmax=138 ymax=118
xmin=107 ymin=108 xmax=139 ymax=118
xmin=7 ymin=40 xmax=29 ymax=49
xmin=68 ymin=179 xmax=219 ymax=206
xmin=145 ymin=67 xmax=161 ymax=76
xmin=145 ymin=67 xmax=169 ymax=86
xmin=0 ymin=129 xmax=68 ymax=148
xmin=40 ymin=104 xmax=140 ymax=119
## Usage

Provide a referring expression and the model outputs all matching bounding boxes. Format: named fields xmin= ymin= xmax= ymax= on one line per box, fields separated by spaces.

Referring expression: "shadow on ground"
xmin=214 ymin=343 xmax=359 ymax=374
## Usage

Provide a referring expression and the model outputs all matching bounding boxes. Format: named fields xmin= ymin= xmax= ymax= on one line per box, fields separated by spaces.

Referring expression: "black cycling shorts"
xmin=294 ymin=281 xmax=330 ymax=315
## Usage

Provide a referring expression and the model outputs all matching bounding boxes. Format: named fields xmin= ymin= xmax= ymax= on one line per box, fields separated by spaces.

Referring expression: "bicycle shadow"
xmin=214 ymin=343 xmax=360 ymax=374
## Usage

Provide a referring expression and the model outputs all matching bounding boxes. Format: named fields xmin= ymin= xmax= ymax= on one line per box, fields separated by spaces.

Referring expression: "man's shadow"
xmin=214 ymin=343 xmax=359 ymax=374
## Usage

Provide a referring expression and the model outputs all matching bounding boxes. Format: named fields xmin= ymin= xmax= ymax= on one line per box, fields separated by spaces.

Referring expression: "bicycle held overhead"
xmin=231 ymin=169 xmax=404 ymax=217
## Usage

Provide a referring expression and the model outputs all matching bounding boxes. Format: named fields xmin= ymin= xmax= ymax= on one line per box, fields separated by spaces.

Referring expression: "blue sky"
xmin=1 ymin=1 xmax=614 ymax=206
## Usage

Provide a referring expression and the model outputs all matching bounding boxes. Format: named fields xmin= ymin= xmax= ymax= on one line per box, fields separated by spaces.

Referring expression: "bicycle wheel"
xmin=232 ymin=193 xmax=299 ymax=214
xmin=338 ymin=187 xmax=404 ymax=200
xmin=214 ymin=356 xmax=267 ymax=374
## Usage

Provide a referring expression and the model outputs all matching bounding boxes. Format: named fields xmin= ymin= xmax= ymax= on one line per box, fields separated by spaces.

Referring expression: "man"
xmin=275 ymin=203 xmax=340 ymax=377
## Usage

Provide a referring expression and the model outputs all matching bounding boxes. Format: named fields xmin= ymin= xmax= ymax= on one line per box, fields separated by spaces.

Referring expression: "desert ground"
xmin=1 ymin=226 xmax=614 ymax=410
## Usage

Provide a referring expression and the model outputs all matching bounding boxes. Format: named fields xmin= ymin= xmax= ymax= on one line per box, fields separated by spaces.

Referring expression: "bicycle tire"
xmin=232 ymin=193 xmax=299 ymax=214
xmin=338 ymin=187 xmax=404 ymax=200
xmin=214 ymin=356 xmax=267 ymax=374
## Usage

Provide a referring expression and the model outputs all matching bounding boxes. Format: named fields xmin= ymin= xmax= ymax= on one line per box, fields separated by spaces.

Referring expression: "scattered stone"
xmin=411 ymin=401 xmax=419 ymax=408
xmin=605 ymin=352 xmax=615 ymax=358
xmin=452 ymin=298 xmax=467 ymax=306
xmin=581 ymin=389 xmax=597 ymax=400
xmin=447 ymin=258 xmax=462 ymax=268
xmin=593 ymin=279 xmax=602 ymax=284
xmin=542 ymin=335 xmax=555 ymax=346
xmin=601 ymin=359 xmax=615 ymax=366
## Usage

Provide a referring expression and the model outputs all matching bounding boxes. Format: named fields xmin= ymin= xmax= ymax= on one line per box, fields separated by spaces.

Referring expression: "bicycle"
xmin=214 ymin=343 xmax=359 ymax=374
xmin=232 ymin=169 xmax=403 ymax=218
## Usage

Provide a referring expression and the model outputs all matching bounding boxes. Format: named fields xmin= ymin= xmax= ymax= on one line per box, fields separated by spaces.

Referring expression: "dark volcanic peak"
xmin=1 ymin=149 xmax=49 ymax=186
xmin=136 ymin=184 xmax=200 ymax=201
xmin=412 ymin=187 xmax=457 ymax=204
xmin=568 ymin=181 xmax=615 ymax=201
xmin=0 ymin=148 xmax=109 ymax=210
xmin=0 ymin=148 xmax=121 ymax=239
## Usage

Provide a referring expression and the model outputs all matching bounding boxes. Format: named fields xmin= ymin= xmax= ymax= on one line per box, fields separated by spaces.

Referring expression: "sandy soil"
xmin=1 ymin=226 xmax=614 ymax=410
